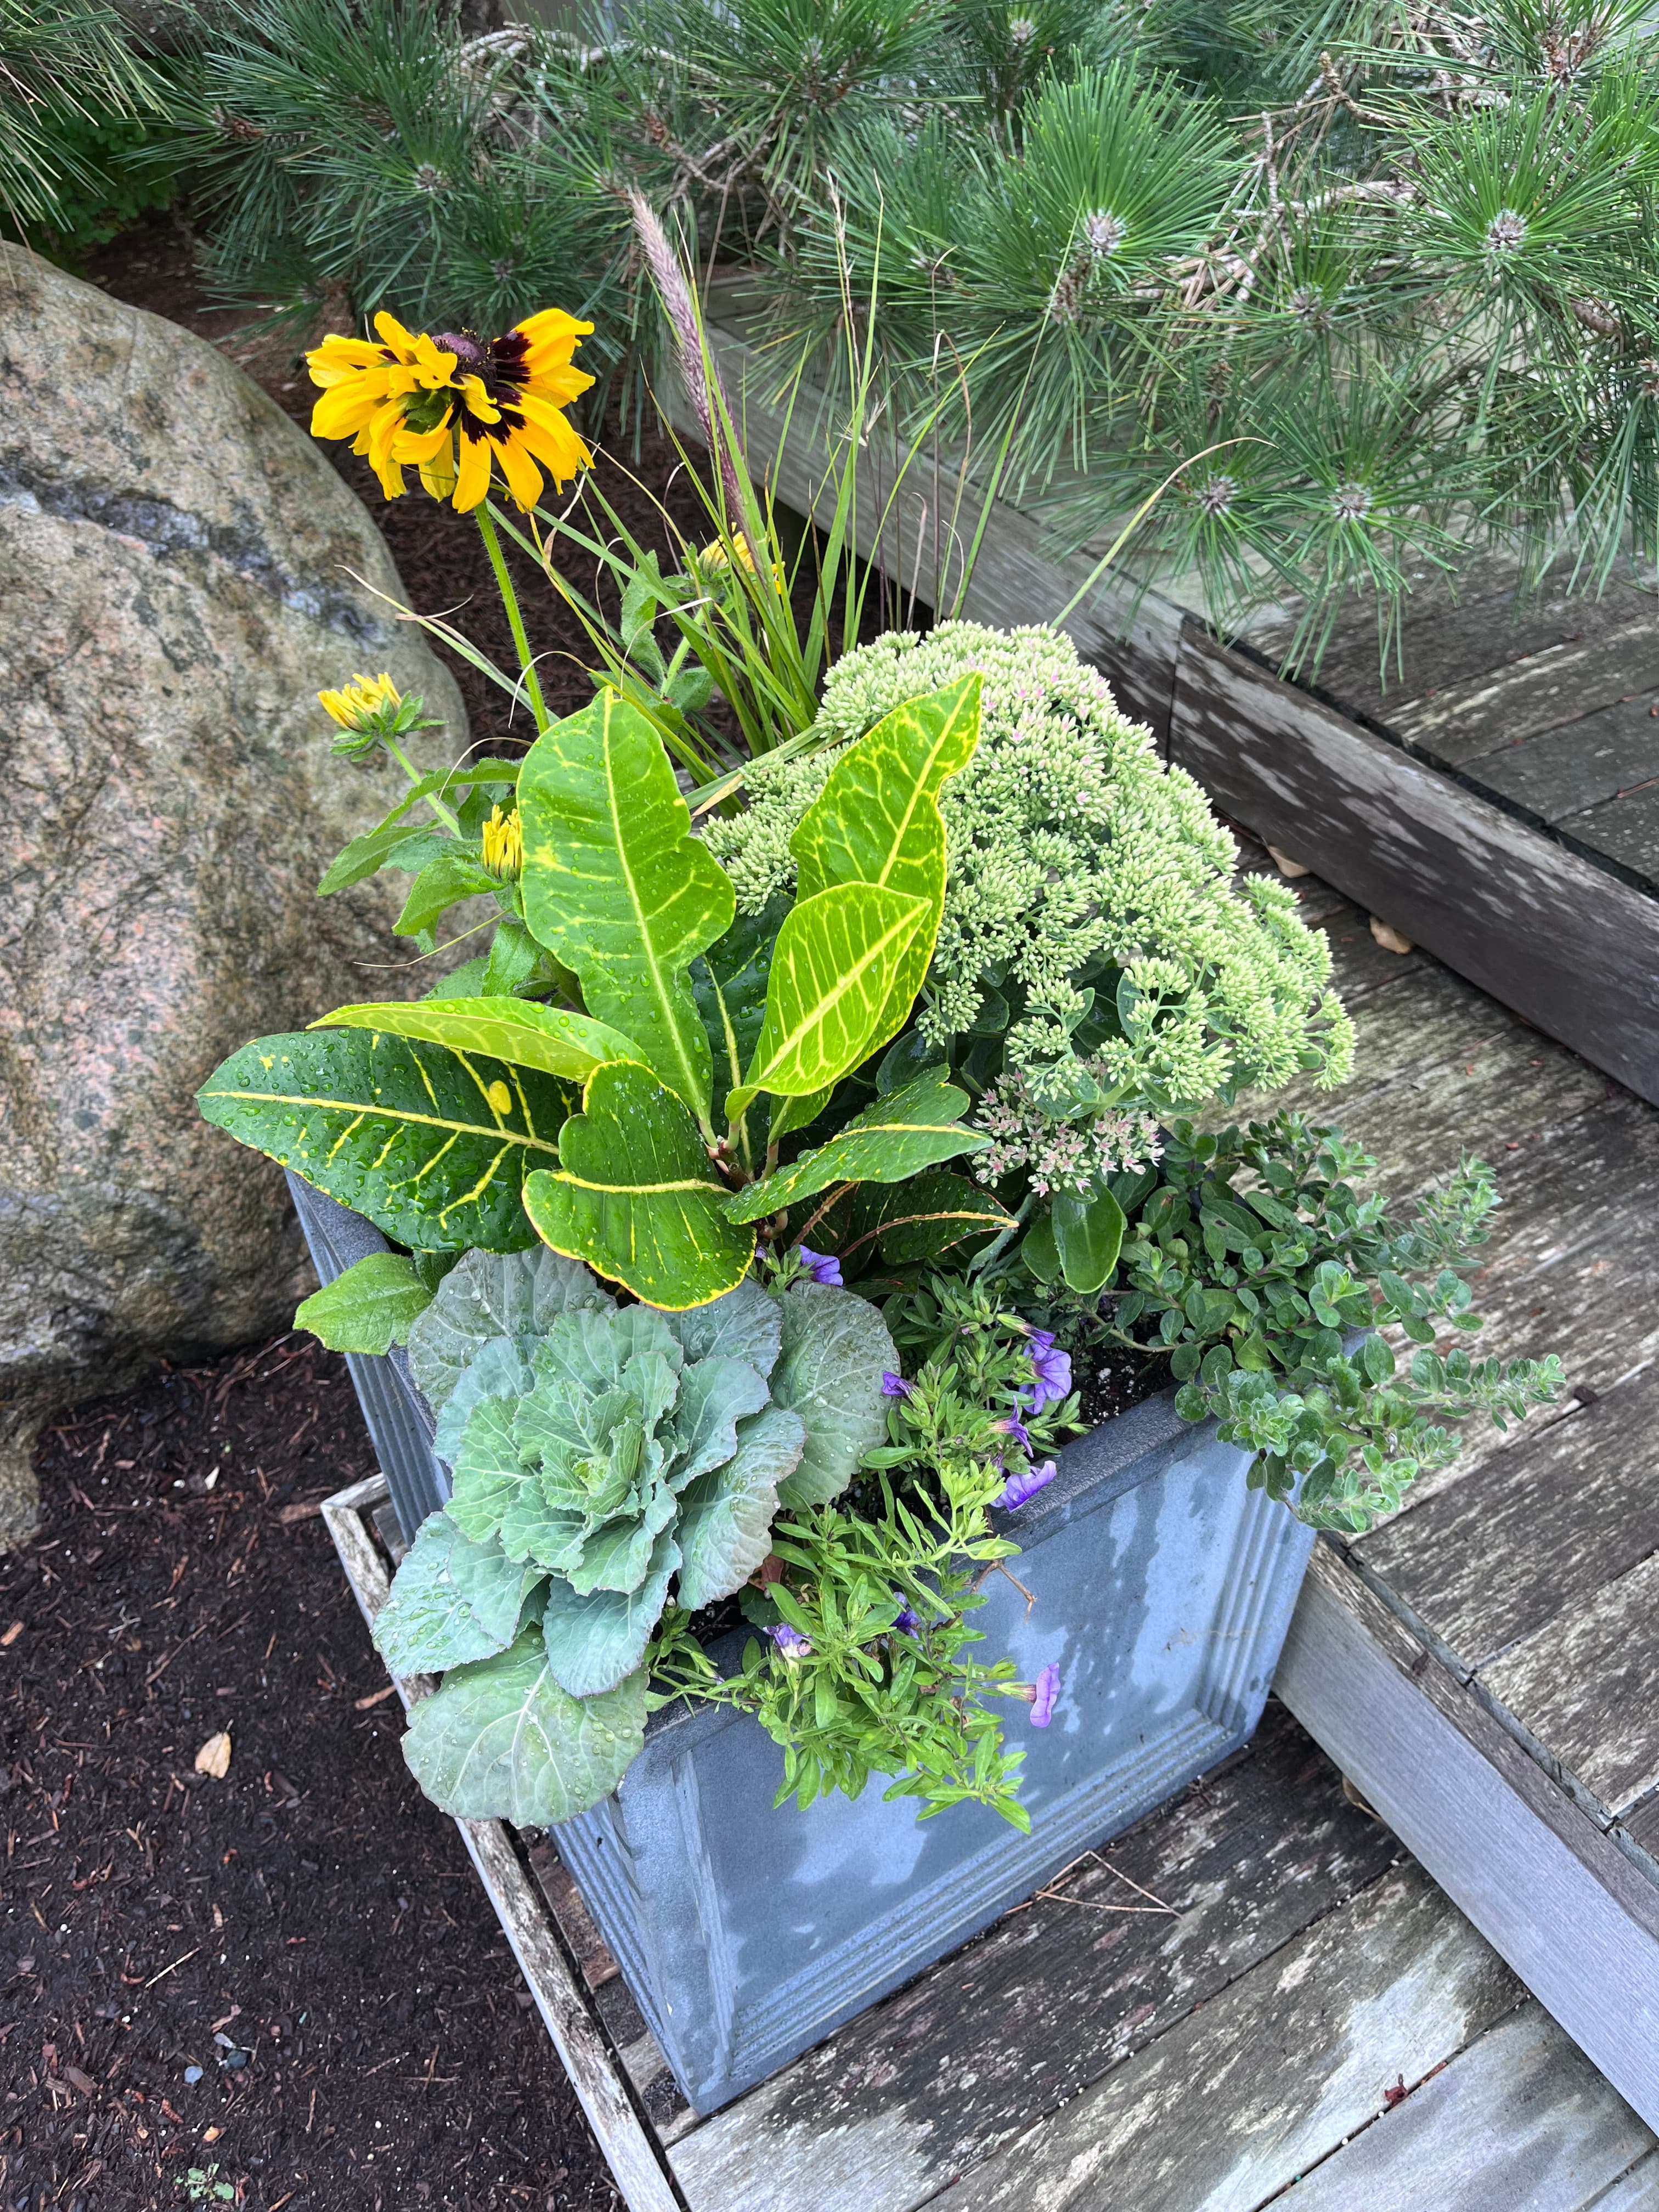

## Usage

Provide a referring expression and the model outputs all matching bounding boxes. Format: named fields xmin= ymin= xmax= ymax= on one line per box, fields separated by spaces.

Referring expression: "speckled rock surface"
xmin=0 ymin=244 xmax=469 ymax=1545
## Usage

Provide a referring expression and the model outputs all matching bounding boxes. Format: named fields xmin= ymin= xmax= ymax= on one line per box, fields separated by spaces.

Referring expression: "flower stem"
xmin=476 ymin=502 xmax=549 ymax=733
xmin=383 ymin=736 xmax=462 ymax=834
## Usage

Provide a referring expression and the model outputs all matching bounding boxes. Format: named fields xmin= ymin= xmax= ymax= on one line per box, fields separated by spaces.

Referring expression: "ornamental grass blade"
xmin=724 ymin=1069 xmax=988 ymax=1221
xmin=523 ymin=1060 xmax=755 ymax=1311
xmin=517 ymin=691 xmax=733 ymax=1124
xmin=313 ymin=997 xmax=643 ymax=1084
xmin=791 ymin=674 xmax=981 ymax=1041
xmin=197 ymin=1030 xmax=567 ymax=1252
xmin=729 ymin=884 xmax=930 ymax=1117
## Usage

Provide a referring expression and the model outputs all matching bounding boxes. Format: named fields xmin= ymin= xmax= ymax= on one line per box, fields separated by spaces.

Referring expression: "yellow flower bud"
xmin=481 ymin=803 xmax=523 ymax=878
xmin=318 ymin=672 xmax=402 ymax=731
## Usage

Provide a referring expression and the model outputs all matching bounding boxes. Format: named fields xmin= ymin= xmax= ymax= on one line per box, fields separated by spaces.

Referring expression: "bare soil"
xmin=2 ymin=1340 xmax=620 ymax=2212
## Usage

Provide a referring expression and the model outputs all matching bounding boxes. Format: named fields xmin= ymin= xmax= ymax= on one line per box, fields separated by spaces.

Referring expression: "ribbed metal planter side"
xmin=288 ymin=1172 xmax=1315 ymax=2114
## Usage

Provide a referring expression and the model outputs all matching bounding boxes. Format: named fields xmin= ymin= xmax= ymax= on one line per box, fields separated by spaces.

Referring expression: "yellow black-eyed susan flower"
xmin=304 ymin=307 xmax=596 ymax=514
xmin=307 ymin=317 xmax=461 ymax=501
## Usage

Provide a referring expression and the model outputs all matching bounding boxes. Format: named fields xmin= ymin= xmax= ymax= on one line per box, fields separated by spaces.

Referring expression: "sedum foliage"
xmin=703 ymin=621 xmax=1353 ymax=1111
xmin=377 ymin=1251 xmax=896 ymax=1822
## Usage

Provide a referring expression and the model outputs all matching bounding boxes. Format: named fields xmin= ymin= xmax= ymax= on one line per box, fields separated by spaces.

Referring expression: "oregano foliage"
xmin=1091 ymin=1115 xmax=1564 ymax=1531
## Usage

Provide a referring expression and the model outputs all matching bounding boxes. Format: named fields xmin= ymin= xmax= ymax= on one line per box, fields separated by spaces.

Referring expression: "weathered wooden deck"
xmin=328 ymin=864 xmax=1659 ymax=2207
xmin=1264 ymin=855 xmax=1659 ymax=2139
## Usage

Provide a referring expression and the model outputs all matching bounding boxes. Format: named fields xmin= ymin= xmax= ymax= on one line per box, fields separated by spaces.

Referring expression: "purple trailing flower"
xmin=890 ymin=1594 xmax=921 ymax=1635
xmin=1029 ymin=1661 xmax=1061 ymax=1728
xmin=996 ymin=1458 xmax=1058 ymax=1511
xmin=1022 ymin=1330 xmax=1073 ymax=1414
xmin=768 ymin=1622 xmax=812 ymax=1658
xmin=794 ymin=1244 xmax=843 ymax=1286
xmin=881 ymin=1370 xmax=915 ymax=1399
xmin=996 ymin=1407 xmax=1032 ymax=1451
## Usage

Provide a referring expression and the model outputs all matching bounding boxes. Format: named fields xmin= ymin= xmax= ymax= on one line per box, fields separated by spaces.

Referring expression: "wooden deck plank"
xmin=1452 ymin=697 xmax=1659 ymax=829
xmin=1274 ymin=1544 xmax=1659 ymax=2130
xmin=1479 ymin=1555 xmax=1659 ymax=1819
xmin=1589 ymin=2156 xmax=1659 ymax=2210
xmin=1562 ymin=783 xmax=1659 ymax=887
xmin=1272 ymin=2001 xmax=1654 ymax=2211
xmin=667 ymin=1705 xmax=1396 ymax=2212
xmin=1169 ymin=624 xmax=1659 ymax=1105
xmin=1351 ymin=1375 xmax=1659 ymax=1673
xmin=1284 ymin=956 xmax=1609 ymax=1198
xmin=911 ymin=1864 xmax=1520 ymax=2212
xmin=1246 ymin=558 xmax=1656 ymax=733
xmin=1385 ymin=619 xmax=1659 ymax=766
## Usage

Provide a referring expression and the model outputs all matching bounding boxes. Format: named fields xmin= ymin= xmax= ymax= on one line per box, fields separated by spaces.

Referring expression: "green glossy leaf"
xmin=394 ymin=850 xmax=501 ymax=938
xmin=724 ymin=1069 xmax=988 ymax=1221
xmin=402 ymin=1630 xmax=648 ymax=1824
xmin=853 ymin=1171 xmax=1015 ymax=1267
xmin=294 ymin=1252 xmax=432 ymax=1353
xmin=373 ymin=1515 xmax=544 ymax=1677
xmin=676 ymin=1404 xmax=806 ymax=1610
xmin=730 ymin=884 xmax=930 ymax=1116
xmin=539 ymin=1530 xmax=680 ymax=1697
xmin=1020 ymin=1212 xmax=1062 ymax=1284
xmin=523 ymin=1060 xmax=755 ymax=1310
xmin=792 ymin=673 xmax=981 ymax=1043
xmin=479 ymin=916 xmax=580 ymax=1001
xmin=1052 ymin=1188 xmax=1127 ymax=1295
xmin=517 ymin=691 xmax=734 ymax=1120
xmin=313 ymin=997 xmax=642 ymax=1086
xmin=197 ymin=1030 xmax=567 ymax=1252
xmin=691 ymin=897 xmax=788 ymax=1128
xmin=770 ymin=1284 xmax=896 ymax=1508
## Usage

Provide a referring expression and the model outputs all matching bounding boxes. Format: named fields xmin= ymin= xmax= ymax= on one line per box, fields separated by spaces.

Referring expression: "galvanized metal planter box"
xmin=290 ymin=1171 xmax=1316 ymax=2113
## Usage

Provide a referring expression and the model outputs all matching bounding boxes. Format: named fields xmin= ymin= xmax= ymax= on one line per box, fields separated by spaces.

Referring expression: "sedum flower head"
xmin=306 ymin=306 xmax=595 ymax=512
xmin=704 ymin=622 xmax=1353 ymax=1114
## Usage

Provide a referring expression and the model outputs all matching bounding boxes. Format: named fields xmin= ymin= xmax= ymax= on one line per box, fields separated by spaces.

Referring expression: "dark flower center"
xmin=429 ymin=328 xmax=533 ymax=443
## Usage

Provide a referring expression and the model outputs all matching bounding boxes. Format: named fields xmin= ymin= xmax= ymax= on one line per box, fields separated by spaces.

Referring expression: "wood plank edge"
xmin=323 ymin=1485 xmax=689 ymax=2212
xmin=1220 ymin=630 xmax=1659 ymax=906
xmin=1277 ymin=1545 xmax=1659 ymax=2130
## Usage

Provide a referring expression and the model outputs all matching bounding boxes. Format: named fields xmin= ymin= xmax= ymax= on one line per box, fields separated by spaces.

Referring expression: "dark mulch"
xmin=1 ymin=1340 xmax=618 ymax=2212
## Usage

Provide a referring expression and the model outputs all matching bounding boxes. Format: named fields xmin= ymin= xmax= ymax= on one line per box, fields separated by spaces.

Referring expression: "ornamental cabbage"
xmin=374 ymin=1248 xmax=895 ymax=1822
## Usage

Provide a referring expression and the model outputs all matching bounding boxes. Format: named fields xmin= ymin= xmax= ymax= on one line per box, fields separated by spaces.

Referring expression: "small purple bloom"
xmin=881 ymin=1370 xmax=915 ymax=1399
xmin=890 ymin=1593 xmax=921 ymax=1635
xmin=768 ymin=1622 xmax=812 ymax=1658
xmin=1029 ymin=1661 xmax=1061 ymax=1728
xmin=1022 ymin=1333 xmax=1073 ymax=1413
xmin=795 ymin=1244 xmax=843 ymax=1286
xmin=997 ymin=1457 xmax=1058 ymax=1511
xmin=996 ymin=1408 xmax=1032 ymax=1451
